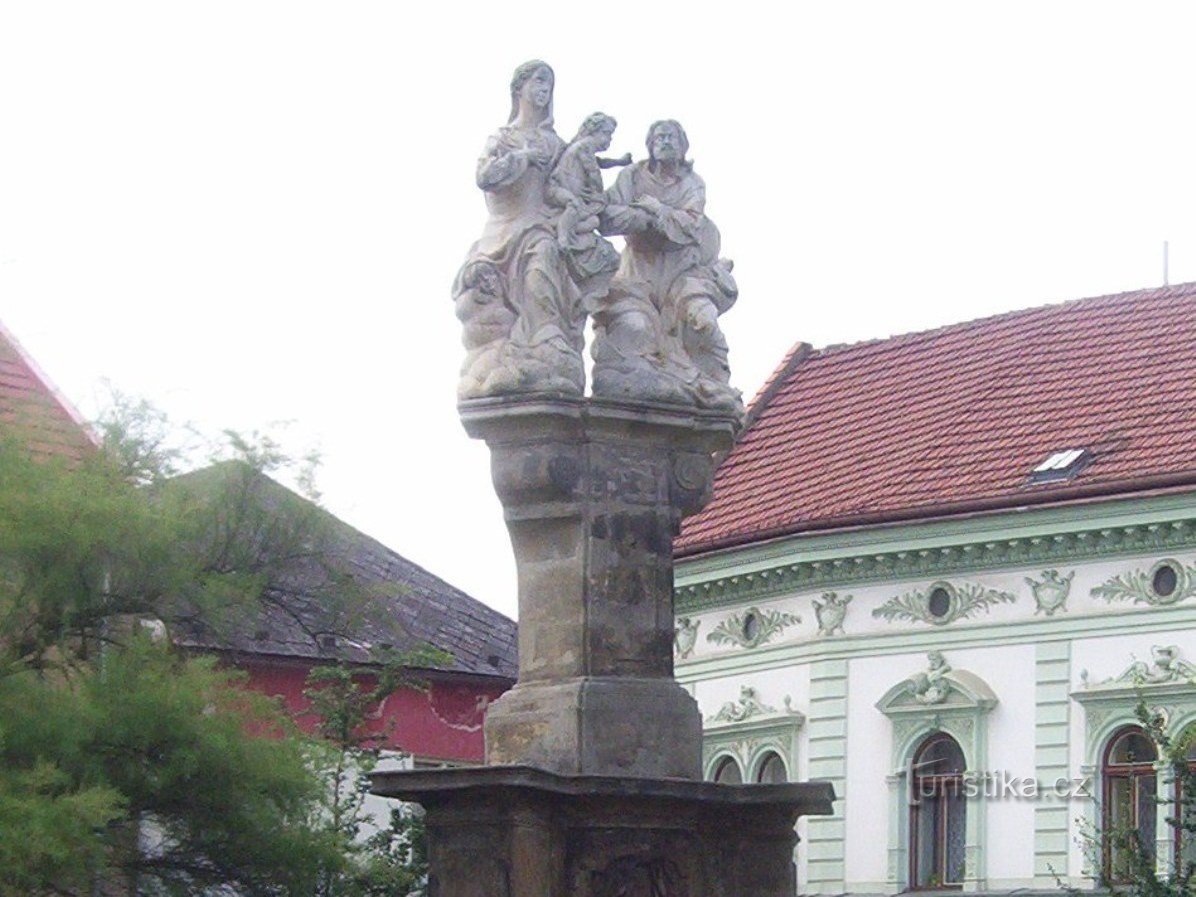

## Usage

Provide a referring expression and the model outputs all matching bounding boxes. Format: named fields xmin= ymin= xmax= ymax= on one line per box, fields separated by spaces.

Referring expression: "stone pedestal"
xmin=371 ymin=395 xmax=835 ymax=897
xmin=371 ymin=766 xmax=835 ymax=897
xmin=460 ymin=397 xmax=734 ymax=779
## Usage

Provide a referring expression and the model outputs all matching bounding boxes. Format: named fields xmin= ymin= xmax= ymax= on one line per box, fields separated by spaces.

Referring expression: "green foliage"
xmin=0 ymin=638 xmax=336 ymax=896
xmin=0 ymin=403 xmax=431 ymax=895
xmin=303 ymin=661 xmax=433 ymax=897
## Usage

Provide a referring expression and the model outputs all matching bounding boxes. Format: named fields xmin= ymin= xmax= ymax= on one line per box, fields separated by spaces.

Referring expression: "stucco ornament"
xmin=673 ymin=616 xmax=700 ymax=658
xmin=813 ymin=591 xmax=852 ymax=636
xmin=453 ymin=61 xmax=629 ymax=400
xmin=872 ymin=579 xmax=1016 ymax=626
xmin=591 ymin=120 xmax=743 ymax=415
xmin=1026 ymin=569 xmax=1073 ymax=615
xmin=907 ymin=651 xmax=953 ymax=705
xmin=706 ymin=605 xmax=800 ymax=649
xmin=709 ymin=685 xmax=776 ymax=722
xmin=1091 ymin=557 xmax=1196 ymax=606
xmin=1086 ymin=645 xmax=1196 ymax=687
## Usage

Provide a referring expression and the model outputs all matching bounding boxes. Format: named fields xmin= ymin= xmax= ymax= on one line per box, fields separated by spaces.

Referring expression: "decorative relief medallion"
xmin=1025 ymin=569 xmax=1074 ymax=616
xmin=872 ymin=580 xmax=1016 ymax=626
xmin=1091 ymin=557 xmax=1196 ymax=606
xmin=673 ymin=617 xmax=700 ymax=659
xmin=813 ymin=591 xmax=852 ymax=636
xmin=706 ymin=605 xmax=800 ymax=649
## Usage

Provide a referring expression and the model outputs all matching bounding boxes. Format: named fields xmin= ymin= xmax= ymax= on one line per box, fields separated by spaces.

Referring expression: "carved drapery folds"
xmin=454 ymin=63 xmax=741 ymax=416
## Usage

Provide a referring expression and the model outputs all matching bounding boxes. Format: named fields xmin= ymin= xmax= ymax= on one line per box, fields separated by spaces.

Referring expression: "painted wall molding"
xmin=677 ymin=517 xmax=1196 ymax=614
xmin=676 ymin=601 xmax=1196 ymax=683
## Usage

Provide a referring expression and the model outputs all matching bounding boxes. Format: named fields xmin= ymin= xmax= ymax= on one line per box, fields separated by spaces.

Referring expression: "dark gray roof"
xmin=172 ymin=464 xmax=517 ymax=680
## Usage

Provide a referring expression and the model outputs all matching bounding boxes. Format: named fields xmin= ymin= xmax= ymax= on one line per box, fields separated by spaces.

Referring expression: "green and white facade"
xmin=675 ymin=491 xmax=1196 ymax=894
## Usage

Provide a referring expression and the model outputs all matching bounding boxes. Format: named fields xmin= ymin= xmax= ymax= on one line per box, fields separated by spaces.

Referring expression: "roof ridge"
xmin=811 ymin=280 xmax=1196 ymax=359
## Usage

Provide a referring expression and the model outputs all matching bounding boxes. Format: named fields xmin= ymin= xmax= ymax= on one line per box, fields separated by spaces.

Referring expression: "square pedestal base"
xmin=371 ymin=766 xmax=835 ymax=897
xmin=484 ymin=677 xmax=702 ymax=778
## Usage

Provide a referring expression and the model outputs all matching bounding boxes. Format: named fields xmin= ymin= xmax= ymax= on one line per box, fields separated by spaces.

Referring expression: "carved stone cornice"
xmin=676 ymin=519 xmax=1196 ymax=613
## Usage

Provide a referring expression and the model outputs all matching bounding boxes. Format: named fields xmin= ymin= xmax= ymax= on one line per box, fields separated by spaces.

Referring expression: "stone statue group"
xmin=453 ymin=60 xmax=742 ymax=415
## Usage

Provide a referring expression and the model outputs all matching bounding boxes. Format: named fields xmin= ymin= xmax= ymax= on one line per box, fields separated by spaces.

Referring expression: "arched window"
xmin=712 ymin=756 xmax=743 ymax=784
xmin=1102 ymin=725 xmax=1158 ymax=882
xmin=756 ymin=751 xmax=787 ymax=783
xmin=910 ymin=732 xmax=966 ymax=889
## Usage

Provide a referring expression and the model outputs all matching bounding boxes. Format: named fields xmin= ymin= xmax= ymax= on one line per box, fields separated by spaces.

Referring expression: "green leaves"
xmin=0 ymin=406 xmax=402 ymax=895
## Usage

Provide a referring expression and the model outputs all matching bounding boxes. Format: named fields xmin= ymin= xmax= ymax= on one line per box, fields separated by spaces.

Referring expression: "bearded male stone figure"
xmin=591 ymin=120 xmax=742 ymax=415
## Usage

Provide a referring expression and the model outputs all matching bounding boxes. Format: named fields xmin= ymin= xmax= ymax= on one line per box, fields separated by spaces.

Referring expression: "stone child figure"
xmin=592 ymin=120 xmax=743 ymax=415
xmin=453 ymin=60 xmax=585 ymax=400
xmin=907 ymin=651 xmax=952 ymax=705
xmin=547 ymin=112 xmax=630 ymax=310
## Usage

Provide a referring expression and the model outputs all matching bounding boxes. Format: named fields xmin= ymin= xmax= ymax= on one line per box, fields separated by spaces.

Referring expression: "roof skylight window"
xmin=1028 ymin=448 xmax=1091 ymax=483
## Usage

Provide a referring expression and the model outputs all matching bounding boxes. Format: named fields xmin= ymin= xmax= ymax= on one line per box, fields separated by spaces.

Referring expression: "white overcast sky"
xmin=4 ymin=2 xmax=1196 ymax=620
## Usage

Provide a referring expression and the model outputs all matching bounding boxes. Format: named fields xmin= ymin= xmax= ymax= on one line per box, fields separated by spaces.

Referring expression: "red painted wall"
xmin=235 ymin=657 xmax=511 ymax=763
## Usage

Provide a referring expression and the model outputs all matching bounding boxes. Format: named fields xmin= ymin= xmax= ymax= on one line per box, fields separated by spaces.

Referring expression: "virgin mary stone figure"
xmin=453 ymin=61 xmax=586 ymax=399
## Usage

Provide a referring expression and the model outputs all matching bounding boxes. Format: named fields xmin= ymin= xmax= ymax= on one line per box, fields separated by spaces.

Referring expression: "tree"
xmin=0 ymin=410 xmax=426 ymax=896
xmin=1066 ymin=703 xmax=1196 ymax=897
xmin=303 ymin=661 xmax=435 ymax=897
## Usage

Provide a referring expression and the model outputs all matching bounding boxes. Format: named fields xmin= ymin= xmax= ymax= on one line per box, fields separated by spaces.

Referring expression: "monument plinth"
xmin=463 ymin=396 xmax=730 ymax=778
xmin=371 ymin=60 xmax=833 ymax=897
xmin=372 ymin=767 xmax=831 ymax=897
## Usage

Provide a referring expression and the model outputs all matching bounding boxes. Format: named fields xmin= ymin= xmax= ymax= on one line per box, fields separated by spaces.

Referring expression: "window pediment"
xmin=1073 ymin=644 xmax=1196 ymax=706
xmin=876 ymin=651 xmax=998 ymax=718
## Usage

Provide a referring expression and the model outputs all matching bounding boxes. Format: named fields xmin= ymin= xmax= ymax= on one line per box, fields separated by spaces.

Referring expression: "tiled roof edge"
xmin=0 ymin=318 xmax=99 ymax=447
xmin=182 ymin=644 xmax=516 ymax=684
xmin=677 ymin=471 xmax=1196 ymax=559
xmin=740 ymin=341 xmax=812 ymax=433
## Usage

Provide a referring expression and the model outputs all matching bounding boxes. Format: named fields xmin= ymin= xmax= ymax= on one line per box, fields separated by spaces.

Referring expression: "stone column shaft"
xmin=460 ymin=397 xmax=735 ymax=778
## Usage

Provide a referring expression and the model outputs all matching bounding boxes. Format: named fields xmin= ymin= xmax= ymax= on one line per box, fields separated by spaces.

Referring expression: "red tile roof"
xmin=0 ymin=320 xmax=97 ymax=461
xmin=677 ymin=282 xmax=1196 ymax=556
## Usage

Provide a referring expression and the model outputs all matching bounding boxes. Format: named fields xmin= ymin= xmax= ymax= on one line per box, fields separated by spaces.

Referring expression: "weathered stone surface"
xmin=459 ymin=396 xmax=735 ymax=777
xmin=371 ymin=766 xmax=835 ymax=897
xmin=483 ymin=677 xmax=701 ymax=778
xmin=377 ymin=64 xmax=827 ymax=894
xmin=592 ymin=120 xmax=743 ymax=415
xmin=454 ymin=62 xmax=632 ymax=402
